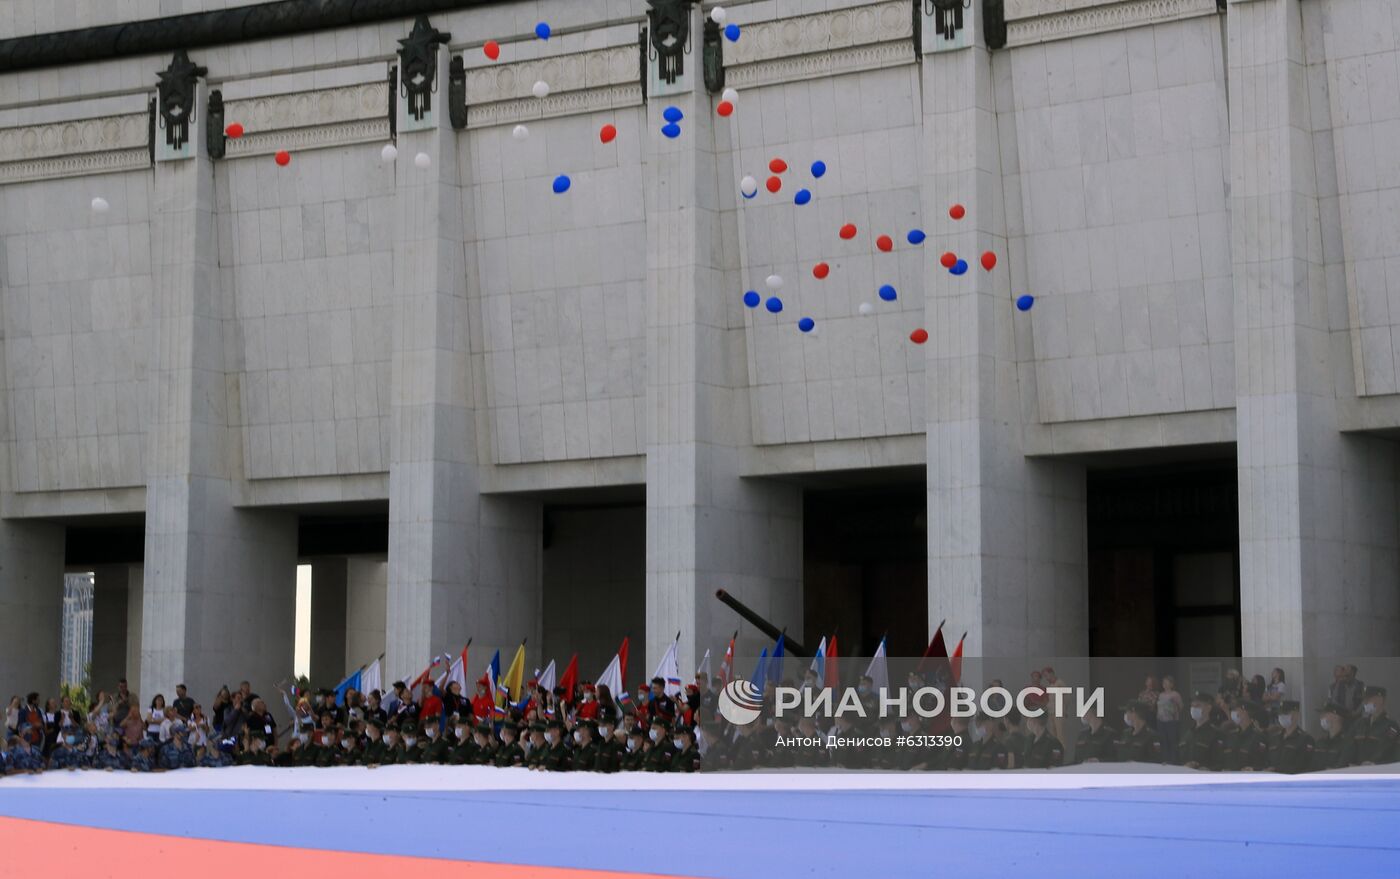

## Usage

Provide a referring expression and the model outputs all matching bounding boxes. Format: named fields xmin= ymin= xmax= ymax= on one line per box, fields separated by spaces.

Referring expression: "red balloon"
xmin=910 ymin=328 xmax=929 ymax=345
xmin=813 ymin=262 xmax=830 ymax=280
xmin=839 ymin=223 xmax=857 ymax=240
xmin=224 ymin=122 xmax=244 ymax=139
xmin=766 ymin=175 xmax=782 ymax=193
xmin=484 ymin=40 xmax=501 ymax=60
xmin=949 ymin=203 xmax=966 ymax=220
xmin=769 ymin=158 xmax=788 ymax=174
xmin=876 ymin=235 xmax=893 ymax=252
xmin=274 ymin=150 xmax=291 ymax=166
xmin=939 ymin=251 xmax=957 ymax=268
xmin=600 ymin=124 xmax=618 ymax=144
xmin=716 ymin=101 xmax=734 ymax=117
xmin=981 ymin=250 xmax=997 ymax=271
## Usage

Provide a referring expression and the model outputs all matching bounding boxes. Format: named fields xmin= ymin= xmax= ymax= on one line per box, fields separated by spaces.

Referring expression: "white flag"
xmin=863 ymin=636 xmax=889 ymax=694
xmin=537 ymin=659 xmax=557 ymax=694
xmin=361 ymin=657 xmax=383 ymax=697
xmin=808 ymin=636 xmax=828 ymax=685
xmin=653 ymin=638 xmax=682 ymax=697
xmin=696 ymin=648 xmax=712 ymax=681
xmin=441 ymin=651 xmax=467 ymax=693
xmin=597 ymin=653 xmax=625 ymax=703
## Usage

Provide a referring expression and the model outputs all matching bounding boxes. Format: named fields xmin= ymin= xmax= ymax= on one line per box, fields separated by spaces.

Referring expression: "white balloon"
xmin=740 ymin=175 xmax=758 ymax=197
xmin=414 ymin=151 xmax=431 ymax=169
xmin=512 ymin=124 xmax=529 ymax=140
xmin=765 ymin=274 xmax=784 ymax=291
xmin=380 ymin=143 xmax=398 ymax=163
xmin=721 ymin=87 xmax=738 ymax=104
xmin=858 ymin=302 xmax=874 ymax=316
xmin=710 ymin=6 xmax=727 ymax=24
xmin=90 ymin=196 xmax=109 ymax=213
xmin=532 ymin=80 xmax=550 ymax=99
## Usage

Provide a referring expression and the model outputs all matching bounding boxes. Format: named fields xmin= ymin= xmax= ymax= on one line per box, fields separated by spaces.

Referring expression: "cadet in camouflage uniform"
xmin=397 ymin=721 xmax=423 ymax=764
xmin=595 ymin=720 xmax=623 ymax=773
xmin=1267 ymin=701 xmax=1314 ymax=774
xmin=160 ymin=728 xmax=196 ymax=770
xmin=378 ymin=725 xmax=407 ymax=765
xmin=1312 ymin=703 xmax=1354 ymax=771
xmin=1020 ymin=712 xmax=1064 ymax=769
xmin=132 ymin=740 xmax=160 ymax=771
xmin=47 ymin=727 xmax=87 ymax=771
xmin=1350 ymin=686 xmax=1400 ymax=766
xmin=200 ymin=745 xmax=234 ymax=768
xmin=1115 ymin=702 xmax=1162 ymax=764
xmin=622 ymin=727 xmax=648 ymax=771
xmin=94 ymin=734 xmax=129 ymax=771
xmin=447 ymin=720 xmax=478 ymax=765
xmin=1179 ymin=692 xmax=1224 ymax=770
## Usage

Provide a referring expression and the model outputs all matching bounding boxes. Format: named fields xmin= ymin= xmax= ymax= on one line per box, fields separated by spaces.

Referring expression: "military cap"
xmin=1276 ymin=700 xmax=1300 ymax=713
xmin=499 ymin=720 xmax=518 ymax=733
xmin=475 ymin=721 xmax=493 ymax=733
xmin=1120 ymin=700 xmax=1150 ymax=718
xmin=546 ymin=718 xmax=565 ymax=731
xmin=401 ymin=720 xmax=418 ymax=734
xmin=1191 ymin=691 xmax=1214 ymax=704
xmin=1364 ymin=686 xmax=1387 ymax=699
xmin=627 ymin=726 xmax=646 ymax=738
xmin=529 ymin=721 xmax=546 ymax=733
xmin=1243 ymin=701 xmax=1269 ymax=722
xmin=1316 ymin=702 xmax=1347 ymax=715
xmin=651 ymin=716 xmax=672 ymax=730
xmin=578 ymin=719 xmax=598 ymax=735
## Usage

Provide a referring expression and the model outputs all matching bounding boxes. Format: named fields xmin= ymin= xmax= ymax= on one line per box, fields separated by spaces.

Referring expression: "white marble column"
xmin=919 ymin=9 xmax=1087 ymax=658
xmin=0 ymin=521 xmax=65 ymax=700
xmin=642 ymin=8 xmax=803 ymax=674
xmin=1228 ymin=0 xmax=1400 ymax=657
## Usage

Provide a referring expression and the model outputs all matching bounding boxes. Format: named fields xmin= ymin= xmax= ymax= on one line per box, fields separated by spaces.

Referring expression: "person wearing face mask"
xmin=493 ymin=720 xmax=525 ymax=767
xmin=695 ymin=722 xmax=725 ymax=770
xmin=1073 ymin=710 xmax=1116 ymax=764
xmin=1349 ymin=686 xmax=1399 ymax=766
xmin=1220 ymin=702 xmax=1268 ymax=771
xmin=160 ymin=727 xmax=196 ymax=770
xmin=398 ymin=720 xmax=427 ymax=764
xmin=967 ymin=714 xmax=1008 ymax=770
xmin=47 ymin=725 xmax=86 ymax=770
xmin=422 ymin=719 xmax=452 ymax=764
xmin=236 ymin=733 xmax=272 ymax=766
xmin=470 ymin=723 xmax=498 ymax=765
xmin=1114 ymin=702 xmax=1161 ymax=764
xmin=95 ymin=733 xmax=129 ymax=771
xmin=595 ymin=720 xmax=622 ymax=772
xmin=311 ymin=725 xmax=346 ymax=767
xmin=1021 ymin=713 xmax=1064 ymax=769
xmin=1266 ymin=701 xmax=1314 ymax=773
xmin=1312 ymin=703 xmax=1354 ymax=770
xmin=572 ymin=720 xmax=601 ymax=771
xmin=623 ymin=727 xmax=648 ymax=771
xmin=669 ymin=725 xmax=702 ymax=772
xmin=1179 ymin=691 xmax=1224 ymax=770
xmin=377 ymin=725 xmax=407 ymax=766
xmin=936 ymin=716 xmax=971 ymax=770
xmin=523 ymin=722 xmax=548 ymax=768
xmin=447 ymin=721 xmax=478 ymax=765
xmin=355 ymin=721 xmax=384 ymax=766
xmin=645 ymin=717 xmax=677 ymax=771
xmin=1001 ymin=711 xmax=1027 ymax=768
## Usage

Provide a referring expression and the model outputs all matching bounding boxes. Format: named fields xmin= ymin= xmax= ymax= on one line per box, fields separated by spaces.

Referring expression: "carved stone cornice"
xmin=722 ymin=0 xmax=914 ymax=89
xmin=223 ymin=80 xmax=390 ymax=158
xmin=1004 ymin=0 xmax=1220 ymax=47
xmin=0 ymin=112 xmax=149 ymax=184
xmin=464 ymin=44 xmax=642 ymax=128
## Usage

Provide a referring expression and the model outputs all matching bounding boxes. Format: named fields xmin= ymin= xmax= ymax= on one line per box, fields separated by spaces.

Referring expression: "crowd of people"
xmin=3 ymin=663 xmax=1396 ymax=777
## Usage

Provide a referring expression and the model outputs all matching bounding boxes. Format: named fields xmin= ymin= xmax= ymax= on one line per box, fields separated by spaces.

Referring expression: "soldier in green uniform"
xmin=472 ymin=722 xmax=498 ymax=765
xmin=1220 ymin=702 xmax=1269 ymax=771
xmin=399 ymin=721 xmax=425 ymax=763
xmin=571 ymin=720 xmax=601 ymax=771
xmin=933 ymin=716 xmax=972 ymax=770
xmin=523 ymin=722 xmax=548 ymax=768
xmin=1312 ymin=703 xmax=1353 ymax=771
xmin=644 ymin=718 xmax=677 ymax=771
xmin=358 ymin=721 xmax=387 ymax=766
xmin=622 ymin=727 xmax=648 ymax=771
xmin=420 ymin=721 xmax=451 ymax=764
xmin=1349 ymin=686 xmax=1400 ymax=766
xmin=1115 ymin=701 xmax=1162 ymax=763
xmin=669 ymin=725 xmax=702 ymax=772
xmin=493 ymin=721 xmax=525 ymax=768
xmin=1020 ymin=712 xmax=1064 ymax=769
xmin=694 ymin=723 xmax=724 ymax=772
xmin=1001 ymin=712 xmax=1028 ymax=770
xmin=1179 ymin=691 xmax=1224 ymax=770
xmin=1073 ymin=711 xmax=1117 ymax=764
xmin=377 ymin=725 xmax=406 ymax=766
xmin=595 ymin=719 xmax=622 ymax=773
xmin=236 ymin=735 xmax=272 ymax=766
xmin=276 ymin=733 xmax=309 ymax=767
xmin=540 ymin=719 xmax=573 ymax=771
xmin=967 ymin=714 xmax=1008 ymax=770
xmin=447 ymin=720 xmax=478 ymax=765
xmin=1267 ymin=701 xmax=1314 ymax=773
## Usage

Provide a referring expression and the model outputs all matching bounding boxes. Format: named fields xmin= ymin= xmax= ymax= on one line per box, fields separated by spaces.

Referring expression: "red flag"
xmin=719 ymin=632 xmax=736 ymax=684
xmin=410 ymin=655 xmax=443 ymax=690
xmin=916 ymin=620 xmax=947 ymax=674
xmin=558 ymin=653 xmax=579 ymax=703
xmin=824 ymin=634 xmax=839 ymax=689
xmin=950 ymin=632 xmax=966 ymax=686
xmin=617 ymin=637 xmax=630 ymax=691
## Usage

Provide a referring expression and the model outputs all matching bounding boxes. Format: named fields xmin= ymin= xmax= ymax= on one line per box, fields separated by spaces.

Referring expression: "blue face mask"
xmin=65 ymin=736 xmax=76 ymax=745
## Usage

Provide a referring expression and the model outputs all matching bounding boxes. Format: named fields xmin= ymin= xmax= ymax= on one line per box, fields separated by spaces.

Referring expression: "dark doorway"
xmin=64 ymin=514 xmax=145 ymax=567
xmin=297 ymin=502 xmax=389 ymax=557
xmin=804 ymin=476 xmax=927 ymax=657
xmin=1087 ymin=460 xmax=1240 ymax=657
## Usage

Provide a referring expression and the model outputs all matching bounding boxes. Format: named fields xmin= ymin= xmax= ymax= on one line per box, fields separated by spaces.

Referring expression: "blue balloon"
xmin=724 ymin=23 xmax=741 ymax=41
xmin=552 ymin=174 xmax=571 ymax=193
xmin=535 ymin=21 xmax=551 ymax=40
xmin=811 ymin=160 xmax=827 ymax=178
xmin=798 ymin=317 xmax=815 ymax=333
xmin=662 ymin=122 xmax=682 ymax=139
xmin=795 ymin=189 xmax=812 ymax=206
xmin=743 ymin=290 xmax=760 ymax=308
xmin=663 ymin=106 xmax=684 ymax=123
xmin=951 ymin=259 xmax=968 ymax=275
xmin=765 ymin=296 xmax=783 ymax=313
xmin=742 ymin=190 xmax=756 ymax=200
xmin=1016 ymin=294 xmax=1035 ymax=312
xmin=878 ymin=284 xmax=897 ymax=302
xmin=907 ymin=229 xmax=926 ymax=245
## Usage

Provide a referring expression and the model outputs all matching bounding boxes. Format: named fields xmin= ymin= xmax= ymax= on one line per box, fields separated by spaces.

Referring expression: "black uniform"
xmin=1179 ymin=721 xmax=1225 ymax=770
xmin=1349 ymin=711 xmax=1400 ymax=765
xmin=1074 ymin=723 xmax=1117 ymax=763
xmin=1311 ymin=732 xmax=1353 ymax=771
xmin=1021 ymin=731 xmax=1064 ymax=768
xmin=1115 ymin=726 xmax=1162 ymax=763
xmin=1221 ymin=725 xmax=1268 ymax=771
xmin=1269 ymin=728 xmax=1315 ymax=774
xmin=967 ymin=737 xmax=1008 ymax=770
xmin=494 ymin=736 xmax=525 ymax=768
xmin=669 ymin=743 xmax=702 ymax=772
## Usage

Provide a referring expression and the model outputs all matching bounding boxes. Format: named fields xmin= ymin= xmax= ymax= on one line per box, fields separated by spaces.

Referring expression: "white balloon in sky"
xmin=710 ymin=6 xmax=727 ymax=24
xmin=532 ymin=80 xmax=550 ymax=99
xmin=858 ymin=302 xmax=874 ymax=316
xmin=380 ymin=143 xmax=398 ymax=163
xmin=512 ymin=124 xmax=529 ymax=140
xmin=414 ymin=151 xmax=431 ymax=169
xmin=740 ymin=175 xmax=758 ymax=198
xmin=721 ymin=87 xmax=738 ymax=104
xmin=765 ymin=274 xmax=783 ymax=291
xmin=90 ymin=196 xmax=109 ymax=213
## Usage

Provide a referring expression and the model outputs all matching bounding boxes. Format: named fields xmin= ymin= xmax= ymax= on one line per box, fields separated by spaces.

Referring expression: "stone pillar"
xmin=90 ymin=565 xmax=130 ymax=692
xmin=142 ymin=60 xmax=298 ymax=705
xmin=919 ymin=7 xmax=1087 ymax=657
xmin=346 ymin=556 xmax=387 ymax=672
xmin=309 ymin=558 xmax=348 ymax=688
xmin=125 ymin=565 xmax=143 ymax=696
xmin=386 ymin=30 xmax=541 ymax=682
xmin=1228 ymin=0 xmax=1400 ymax=657
xmin=0 ymin=522 xmax=65 ymax=701
xmin=642 ymin=5 xmax=803 ymax=674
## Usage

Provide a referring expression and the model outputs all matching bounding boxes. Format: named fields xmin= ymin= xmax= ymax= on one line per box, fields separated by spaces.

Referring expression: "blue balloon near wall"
xmin=795 ymin=189 xmax=812 ymax=205
xmin=662 ymin=123 xmax=682 ymax=139
xmin=724 ymin=23 xmax=741 ymax=41
xmin=535 ymin=21 xmax=551 ymax=39
xmin=552 ymin=174 xmax=571 ymax=193
xmin=1016 ymin=294 xmax=1035 ymax=311
xmin=765 ymin=296 xmax=783 ymax=313
xmin=798 ymin=317 xmax=815 ymax=333
xmin=743 ymin=290 xmax=761 ymax=308
xmin=663 ymin=106 xmax=684 ymax=123
xmin=907 ymin=229 xmax=926 ymax=245
xmin=951 ymin=259 xmax=968 ymax=275
xmin=811 ymin=160 xmax=827 ymax=178
xmin=878 ymin=284 xmax=897 ymax=302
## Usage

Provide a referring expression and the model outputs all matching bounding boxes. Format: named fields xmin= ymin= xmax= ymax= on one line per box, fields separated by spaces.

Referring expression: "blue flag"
xmin=767 ymin=634 xmax=785 ymax=689
xmin=750 ymin=647 xmax=769 ymax=695
xmin=333 ymin=668 xmax=361 ymax=707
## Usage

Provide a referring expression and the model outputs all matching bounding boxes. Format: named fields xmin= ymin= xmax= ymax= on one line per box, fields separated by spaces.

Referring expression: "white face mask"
xmin=368 ymin=733 xmax=381 ymax=743
xmin=456 ymin=727 xmax=469 ymax=740
xmin=404 ymin=736 xmax=417 ymax=747
xmin=627 ymin=739 xmax=639 ymax=752
xmin=600 ymin=727 xmax=613 ymax=740
xmin=672 ymin=737 xmax=684 ymax=749
xmin=1321 ymin=717 xmax=1332 ymax=732
xmin=297 ymin=733 xmax=309 ymax=744
xmin=342 ymin=739 xmax=353 ymax=750
xmin=901 ymin=721 xmax=917 ymax=733
xmin=1230 ymin=711 xmax=1242 ymax=726
xmin=1279 ymin=715 xmax=1294 ymax=729
xmin=1364 ymin=703 xmax=1377 ymax=716
xmin=573 ymin=730 xmax=583 ymax=744
xmin=649 ymin=728 xmax=661 ymax=742
xmin=425 ymin=728 xmax=437 ymax=740
xmin=1190 ymin=706 xmax=1204 ymax=722
xmin=1122 ymin=713 xmax=1133 ymax=727
xmin=970 ymin=724 xmax=985 ymax=742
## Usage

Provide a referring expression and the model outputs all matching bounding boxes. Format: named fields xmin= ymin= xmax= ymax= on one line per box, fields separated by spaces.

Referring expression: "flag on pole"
xmin=824 ymin=635 xmax=839 ymax=689
xmin=558 ymin=653 xmax=579 ymax=702
xmin=536 ymin=659 xmax=557 ymax=694
xmin=362 ymin=656 xmax=383 ymax=697
xmin=719 ymin=632 xmax=736 ymax=685
xmin=444 ymin=643 xmax=468 ymax=693
xmin=750 ymin=647 xmax=769 ymax=695
xmin=411 ymin=655 xmax=445 ymax=690
xmin=597 ymin=651 xmax=625 ymax=704
xmin=617 ymin=636 xmax=630 ymax=689
xmin=653 ymin=636 xmax=682 ymax=697
xmin=499 ymin=641 xmax=526 ymax=710
xmin=916 ymin=620 xmax=948 ymax=678
xmin=864 ymin=635 xmax=889 ymax=694
xmin=333 ymin=667 xmax=362 ymax=706
xmin=486 ymin=650 xmax=502 ymax=716
xmin=766 ymin=633 xmax=785 ymax=689
xmin=950 ymin=632 xmax=966 ymax=686
xmin=808 ymin=636 xmax=827 ymax=684
xmin=697 ymin=648 xmax=712 ymax=681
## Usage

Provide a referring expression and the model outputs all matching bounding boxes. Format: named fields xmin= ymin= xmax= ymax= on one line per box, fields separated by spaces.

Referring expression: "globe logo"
xmin=718 ymin=680 xmax=764 ymax=726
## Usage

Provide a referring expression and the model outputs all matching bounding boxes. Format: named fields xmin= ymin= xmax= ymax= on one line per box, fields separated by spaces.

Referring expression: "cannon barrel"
xmin=714 ymin=589 xmax=809 ymax=657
